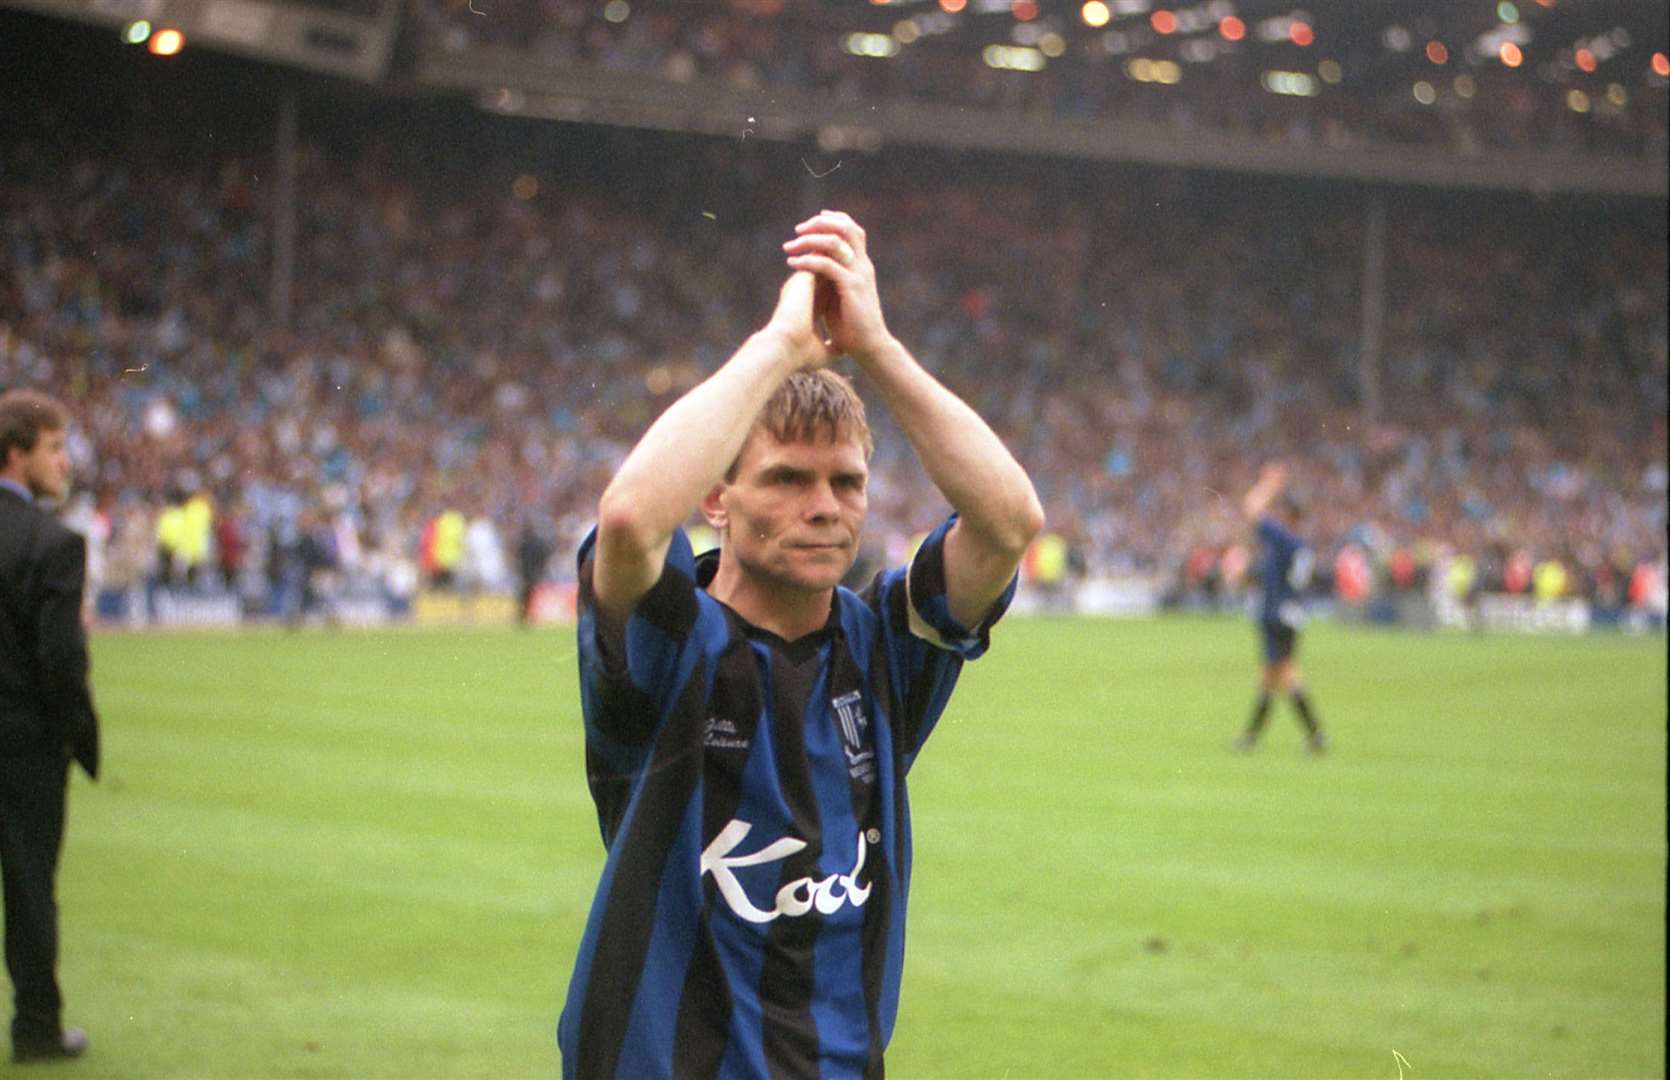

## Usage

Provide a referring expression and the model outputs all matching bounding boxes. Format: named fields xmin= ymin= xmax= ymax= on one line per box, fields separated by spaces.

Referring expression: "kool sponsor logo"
xmin=699 ymin=819 xmax=872 ymax=924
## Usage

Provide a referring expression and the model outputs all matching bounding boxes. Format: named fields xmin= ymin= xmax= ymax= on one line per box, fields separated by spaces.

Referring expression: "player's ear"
xmin=700 ymin=483 xmax=729 ymax=532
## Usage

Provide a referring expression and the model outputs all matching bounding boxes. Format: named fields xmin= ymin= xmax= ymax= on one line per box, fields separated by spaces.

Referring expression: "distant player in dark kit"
xmin=1234 ymin=462 xmax=1328 ymax=754
xmin=560 ymin=210 xmax=1043 ymax=1077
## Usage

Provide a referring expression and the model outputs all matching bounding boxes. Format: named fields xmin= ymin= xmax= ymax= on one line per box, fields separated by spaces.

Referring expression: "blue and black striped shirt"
xmin=1255 ymin=516 xmax=1313 ymax=628
xmin=560 ymin=515 xmax=1014 ymax=1078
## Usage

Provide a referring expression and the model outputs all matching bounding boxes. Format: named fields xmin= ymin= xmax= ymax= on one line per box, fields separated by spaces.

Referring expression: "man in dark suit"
xmin=0 ymin=389 xmax=98 ymax=1063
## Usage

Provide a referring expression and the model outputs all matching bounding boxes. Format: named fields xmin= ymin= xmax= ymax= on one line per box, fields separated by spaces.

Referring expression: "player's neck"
xmin=707 ymin=560 xmax=833 ymax=642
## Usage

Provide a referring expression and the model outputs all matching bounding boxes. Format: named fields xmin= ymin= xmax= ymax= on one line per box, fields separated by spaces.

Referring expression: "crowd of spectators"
xmin=2 ymin=78 xmax=1664 ymax=625
xmin=416 ymin=0 xmax=1670 ymax=159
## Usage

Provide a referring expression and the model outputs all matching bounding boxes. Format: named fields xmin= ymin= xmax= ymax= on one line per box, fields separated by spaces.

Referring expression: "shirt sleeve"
xmin=873 ymin=514 xmax=1018 ymax=767
xmin=575 ymin=526 xmax=703 ymax=749
xmin=904 ymin=513 xmax=1017 ymax=659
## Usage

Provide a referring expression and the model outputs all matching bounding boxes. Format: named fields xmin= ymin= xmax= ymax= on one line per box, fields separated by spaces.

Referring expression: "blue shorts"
xmin=1260 ymin=621 xmax=1298 ymax=664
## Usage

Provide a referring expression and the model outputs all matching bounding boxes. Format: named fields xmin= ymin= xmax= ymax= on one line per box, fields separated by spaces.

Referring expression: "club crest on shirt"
xmin=831 ymin=690 xmax=876 ymax=783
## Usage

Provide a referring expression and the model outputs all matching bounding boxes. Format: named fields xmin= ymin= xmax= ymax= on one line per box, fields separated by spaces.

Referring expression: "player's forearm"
xmin=1242 ymin=477 xmax=1281 ymax=521
xmin=858 ymin=337 xmax=1043 ymax=555
xmin=598 ymin=330 xmax=797 ymax=546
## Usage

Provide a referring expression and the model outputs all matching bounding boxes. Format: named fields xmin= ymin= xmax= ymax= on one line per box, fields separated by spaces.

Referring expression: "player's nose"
xmin=804 ymin=479 xmax=841 ymax=520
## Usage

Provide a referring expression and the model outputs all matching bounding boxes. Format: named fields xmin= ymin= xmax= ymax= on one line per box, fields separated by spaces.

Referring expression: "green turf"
xmin=41 ymin=617 xmax=1666 ymax=1078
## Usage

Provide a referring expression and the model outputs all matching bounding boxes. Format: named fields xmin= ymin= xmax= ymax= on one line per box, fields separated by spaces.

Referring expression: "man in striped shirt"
xmin=560 ymin=211 xmax=1043 ymax=1078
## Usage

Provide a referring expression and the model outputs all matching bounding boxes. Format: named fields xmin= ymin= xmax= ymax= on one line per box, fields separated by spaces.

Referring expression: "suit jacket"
xmin=0 ymin=486 xmax=99 ymax=778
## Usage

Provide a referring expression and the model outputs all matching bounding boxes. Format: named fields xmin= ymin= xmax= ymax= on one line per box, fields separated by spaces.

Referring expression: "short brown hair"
xmin=727 ymin=370 xmax=872 ymax=480
xmin=0 ymin=388 xmax=69 ymax=465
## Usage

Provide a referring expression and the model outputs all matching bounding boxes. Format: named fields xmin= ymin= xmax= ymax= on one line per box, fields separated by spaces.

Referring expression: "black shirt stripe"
xmin=575 ymin=669 xmax=710 ymax=1079
xmin=759 ymin=631 xmax=830 ymax=1079
xmin=672 ymin=638 xmax=762 ymax=1077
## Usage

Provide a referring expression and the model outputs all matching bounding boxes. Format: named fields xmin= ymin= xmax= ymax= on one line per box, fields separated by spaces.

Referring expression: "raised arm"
xmin=592 ymin=273 xmax=832 ymax=623
xmin=1242 ymin=463 xmax=1287 ymax=523
xmin=784 ymin=211 xmax=1044 ymax=629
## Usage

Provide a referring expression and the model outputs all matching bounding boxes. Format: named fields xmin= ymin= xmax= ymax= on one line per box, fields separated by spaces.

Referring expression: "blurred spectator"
xmin=514 ymin=515 xmax=555 ymax=627
xmin=154 ymin=499 xmax=184 ymax=589
xmin=421 ymin=509 xmax=467 ymax=591
xmin=291 ymin=508 xmax=339 ymax=627
xmin=179 ymin=490 xmax=212 ymax=588
xmin=214 ymin=499 xmax=248 ymax=592
xmin=462 ymin=511 xmax=510 ymax=593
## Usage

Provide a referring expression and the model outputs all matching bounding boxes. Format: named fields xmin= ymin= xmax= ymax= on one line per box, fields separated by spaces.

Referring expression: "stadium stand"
xmin=416 ymin=0 xmax=1670 ymax=157
xmin=0 ymin=6 xmax=1664 ymax=630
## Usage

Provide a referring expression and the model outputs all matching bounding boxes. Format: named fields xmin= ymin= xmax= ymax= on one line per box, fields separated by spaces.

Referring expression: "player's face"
xmin=717 ymin=431 xmax=868 ymax=594
xmin=20 ymin=428 xmax=70 ymax=501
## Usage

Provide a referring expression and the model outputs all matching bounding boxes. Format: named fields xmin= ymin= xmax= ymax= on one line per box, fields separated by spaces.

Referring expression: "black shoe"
xmin=1230 ymin=733 xmax=1259 ymax=752
xmin=1305 ymin=732 xmax=1330 ymax=755
xmin=12 ymin=1027 xmax=88 ymax=1064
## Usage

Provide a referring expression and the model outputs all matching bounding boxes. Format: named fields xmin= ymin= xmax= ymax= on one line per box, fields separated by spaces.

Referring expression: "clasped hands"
xmin=766 ymin=211 xmax=893 ymax=372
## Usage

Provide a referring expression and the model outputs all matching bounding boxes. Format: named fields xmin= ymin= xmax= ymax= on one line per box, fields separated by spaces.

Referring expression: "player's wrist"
xmin=849 ymin=329 xmax=905 ymax=371
xmin=746 ymin=325 xmax=821 ymax=375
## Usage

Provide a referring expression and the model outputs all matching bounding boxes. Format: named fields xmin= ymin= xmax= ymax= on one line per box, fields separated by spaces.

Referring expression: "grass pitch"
xmin=56 ymin=617 xmax=1665 ymax=1078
